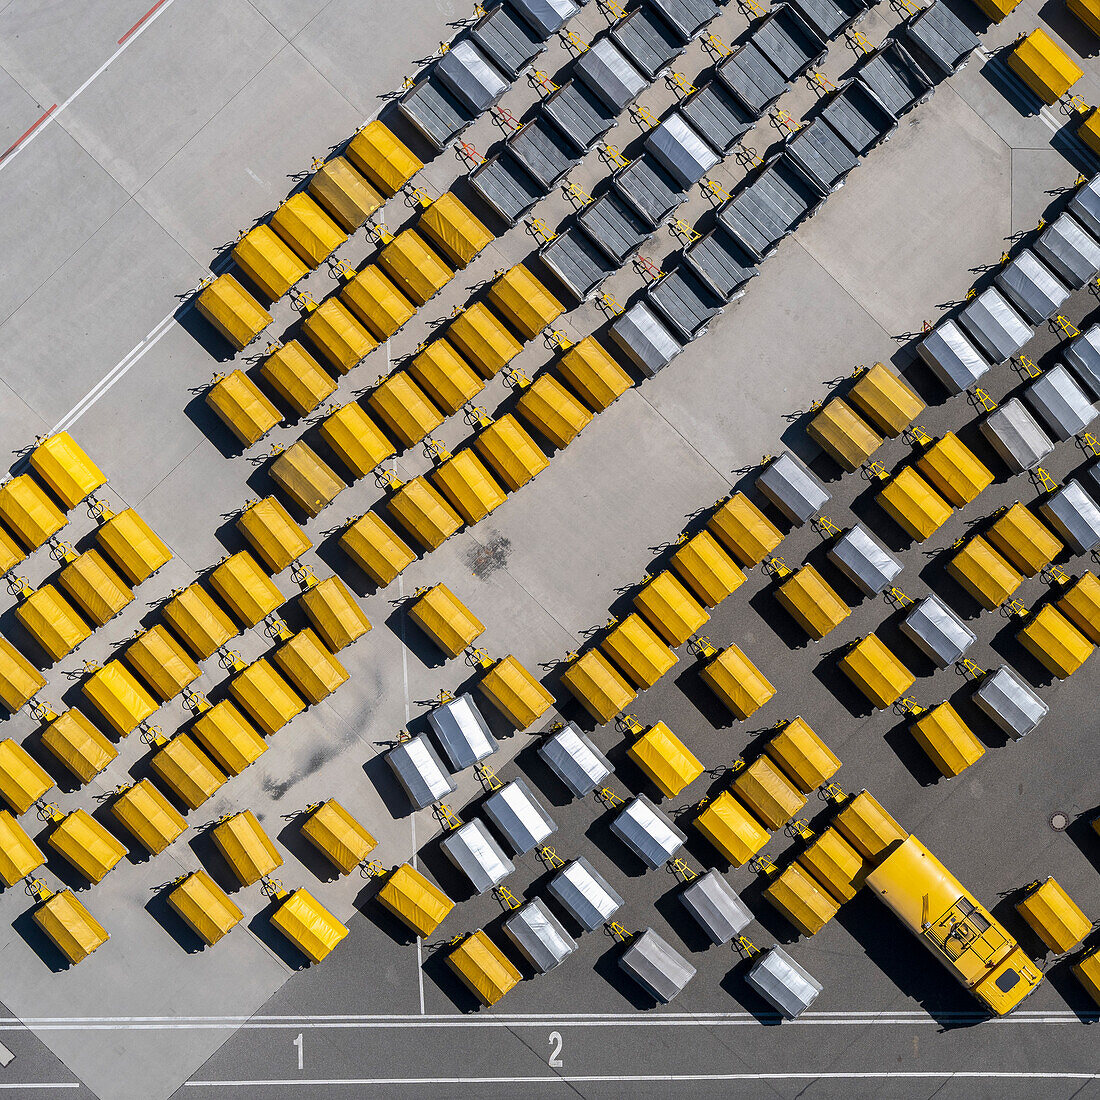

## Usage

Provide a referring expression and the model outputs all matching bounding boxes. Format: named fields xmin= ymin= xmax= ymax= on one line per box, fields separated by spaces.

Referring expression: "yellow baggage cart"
xmin=231 ymin=224 xmax=309 ymax=302
xmin=302 ymin=299 xmax=377 ymax=375
xmin=16 ymin=584 xmax=91 ymax=662
xmin=1056 ymin=571 xmax=1100 ymax=643
xmin=1073 ymin=946 xmax=1100 ymax=1006
xmin=94 ymin=506 xmax=172 ymax=586
xmin=229 ymin=657 xmax=305 ymax=736
xmin=161 ymin=582 xmax=237 ymax=660
xmin=193 ymin=700 xmax=267 ymax=776
xmin=1017 ymin=604 xmax=1093 ymax=678
xmin=0 ymin=524 xmax=24 ymax=576
xmin=307 ymin=155 xmax=383 ymax=231
xmin=47 ymin=808 xmax=126 ymax=884
xmin=298 ymin=575 xmax=371 ymax=652
xmin=946 ymin=536 xmax=1022 ymax=610
xmin=82 ymin=660 xmax=158 ymax=737
xmin=670 ymin=530 xmax=746 ymax=608
xmin=377 ymin=862 xmax=454 ymax=936
xmin=797 ymin=826 xmax=865 ymax=903
xmin=237 ymin=496 xmax=312 ymax=574
xmin=0 ymin=475 xmax=66 ymax=550
xmin=341 ymin=265 xmax=417 ymax=340
xmin=0 ymin=738 xmax=53 ymax=814
xmin=765 ymin=717 xmax=840 ymax=793
xmin=706 ymin=492 xmax=783 ymax=567
xmin=339 ymin=512 xmax=415 ymax=585
xmin=1007 ymin=29 xmax=1082 ymax=104
xmin=694 ymin=790 xmax=769 ymax=865
xmin=270 ymin=192 xmax=347 ymax=269
xmin=209 ymin=552 xmax=283 ymax=628
xmin=848 ymin=362 xmax=925 ymax=437
xmin=915 ymin=432 xmax=993 ymax=507
xmin=1068 ymin=0 xmax=1100 ymax=38
xmin=111 ymin=779 xmax=186 ymax=855
xmin=260 ymin=341 xmax=336 ymax=417
xmin=876 ymin=467 xmax=952 ymax=542
xmin=447 ymin=930 xmax=521 ymax=1006
xmin=274 ymin=628 xmax=349 ymax=704
xmin=408 ymin=583 xmax=484 ymax=658
xmin=764 ymin=862 xmax=840 ymax=935
xmin=429 ymin=449 xmax=507 ymax=525
xmin=0 ymin=636 xmax=45 ymax=715
xmin=560 ymin=650 xmax=635 ymax=723
xmin=478 ymin=654 xmax=555 ymax=730
xmin=807 ymin=398 xmax=883 ymax=472
xmin=473 ymin=414 xmax=549 ymax=491
xmin=206 ymin=369 xmax=281 ymax=447
xmin=555 ymin=337 xmax=633 ymax=414
xmin=775 ymin=565 xmax=850 ymax=640
xmin=41 ymin=709 xmax=116 ymax=784
xmin=271 ymin=440 xmax=347 ymax=518
xmin=408 ymin=340 xmax=484 ymax=415
xmin=125 ymin=624 xmax=201 ymax=702
xmin=345 ymin=120 xmax=422 ymax=196
xmin=167 ymin=869 xmax=243 ymax=946
xmin=987 ymin=502 xmax=1063 ymax=576
xmin=59 ymin=550 xmax=133 ymax=627
xmin=515 ymin=375 xmax=593 ymax=450
xmin=379 ymin=229 xmax=453 ymax=305
xmin=600 ymin=613 xmax=677 ymax=690
xmin=833 ymin=789 xmax=906 ymax=861
xmin=699 ymin=643 xmax=774 ymax=719
xmin=387 ymin=476 xmax=462 ymax=551
xmin=271 ymin=887 xmax=349 ymax=963
xmin=301 ymin=798 xmax=377 ymax=875
xmin=486 ymin=263 xmax=564 ymax=340
xmin=633 ymin=571 xmax=709 ymax=647
xmin=149 ymin=732 xmax=227 ymax=810
xmin=627 ymin=722 xmax=703 ymax=799
xmin=1015 ymin=877 xmax=1091 ymax=953
xmin=196 ymin=273 xmax=272 ymax=350
xmin=447 ymin=303 xmax=522 ymax=377
xmin=910 ymin=702 xmax=985 ymax=778
xmin=972 ymin=0 xmax=1021 ymax=21
xmin=0 ymin=809 xmax=44 ymax=886
xmin=317 ymin=402 xmax=396 ymax=480
xmin=839 ymin=634 xmax=915 ymax=709
xmin=29 ymin=433 xmax=105 ymax=510
xmin=732 ymin=756 xmax=806 ymax=829
xmin=367 ymin=373 xmax=444 ymax=449
xmin=419 ymin=193 xmax=494 ymax=268
xmin=33 ymin=889 xmax=108 ymax=964
xmin=213 ymin=809 xmax=283 ymax=886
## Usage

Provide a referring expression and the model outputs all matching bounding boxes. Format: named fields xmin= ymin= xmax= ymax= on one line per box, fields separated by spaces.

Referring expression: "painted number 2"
xmin=293 ymin=1033 xmax=303 ymax=1071
xmin=548 ymin=1031 xmax=563 ymax=1068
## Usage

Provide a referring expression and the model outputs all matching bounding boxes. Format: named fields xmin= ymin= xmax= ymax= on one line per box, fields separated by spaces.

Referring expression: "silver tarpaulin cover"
xmin=1024 ymin=364 xmax=1097 ymax=441
xmin=994 ymin=250 xmax=1069 ymax=325
xmin=1040 ymin=481 xmax=1100 ymax=554
xmin=980 ymin=398 xmax=1054 ymax=473
xmin=645 ymin=112 xmax=719 ymax=189
xmin=538 ymin=723 xmax=613 ymax=797
xmin=901 ymin=594 xmax=976 ymax=668
xmin=958 ymin=287 xmax=1032 ymax=364
xmin=610 ymin=302 xmax=683 ymax=378
xmin=619 ymin=928 xmax=697 ymax=1003
xmin=507 ymin=0 xmax=579 ymax=39
xmin=482 ymin=779 xmax=557 ymax=854
xmin=917 ymin=319 xmax=990 ymax=394
xmin=610 ymin=795 xmax=686 ymax=869
xmin=428 ymin=693 xmax=498 ymax=772
xmin=547 ymin=857 xmax=624 ymax=930
xmin=973 ymin=665 xmax=1048 ymax=739
xmin=1069 ymin=174 xmax=1100 ymax=238
xmin=679 ymin=869 xmax=753 ymax=944
xmin=388 ymin=735 xmax=456 ymax=810
xmin=756 ymin=450 xmax=831 ymax=524
xmin=574 ymin=38 xmax=648 ymax=111
xmin=440 ymin=819 xmax=514 ymax=894
xmin=503 ymin=898 xmax=577 ymax=973
xmin=1064 ymin=324 xmax=1100 ymax=400
xmin=435 ymin=40 xmax=508 ymax=114
xmin=827 ymin=525 xmax=903 ymax=595
xmin=747 ymin=946 xmax=823 ymax=1018
xmin=1035 ymin=213 xmax=1100 ymax=288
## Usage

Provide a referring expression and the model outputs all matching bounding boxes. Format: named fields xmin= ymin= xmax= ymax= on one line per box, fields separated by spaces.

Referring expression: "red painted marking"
xmin=118 ymin=0 xmax=168 ymax=44
xmin=0 ymin=104 xmax=58 ymax=162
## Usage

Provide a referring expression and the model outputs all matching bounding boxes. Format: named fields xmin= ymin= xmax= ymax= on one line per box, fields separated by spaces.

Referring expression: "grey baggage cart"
xmin=577 ymin=192 xmax=654 ymax=265
xmin=901 ymin=594 xmax=976 ymax=668
xmin=547 ymin=856 xmax=624 ymax=930
xmin=543 ymin=79 xmax=618 ymax=152
xmin=1034 ymin=213 xmax=1100 ymax=288
xmin=994 ymin=250 xmax=1069 ymax=325
xmin=973 ymin=665 xmax=1048 ymax=739
xmin=1040 ymin=480 xmax=1100 ymax=554
xmin=979 ymin=398 xmax=1055 ymax=473
xmin=610 ymin=302 xmax=684 ymax=377
xmin=508 ymin=116 xmax=580 ymax=189
xmin=820 ymin=79 xmax=897 ymax=156
xmin=537 ymin=722 xmax=613 ymax=797
xmin=399 ymin=78 xmax=474 ymax=150
xmin=647 ymin=266 xmax=724 ymax=342
xmin=684 ymin=227 xmax=759 ymax=300
xmin=751 ymin=4 xmax=827 ymax=80
xmin=613 ymin=154 xmax=685 ymax=227
xmin=679 ymin=869 xmax=753 ymax=944
xmin=784 ymin=116 xmax=859 ymax=192
xmin=428 ymin=692 xmax=499 ymax=771
xmin=747 ymin=946 xmax=823 ymax=1018
xmin=388 ymin=734 xmax=457 ymax=810
xmin=646 ymin=112 xmax=720 ymax=189
xmin=504 ymin=0 xmax=579 ymax=37
xmin=611 ymin=6 xmax=688 ymax=81
xmin=619 ymin=928 xmax=697 ymax=1002
xmin=436 ymin=40 xmax=509 ymax=113
xmin=789 ymin=0 xmax=865 ymax=40
xmin=1064 ymin=324 xmax=1100 ymax=400
xmin=470 ymin=6 xmax=544 ymax=78
xmin=827 ymin=524 xmax=903 ymax=595
xmin=681 ymin=81 xmax=756 ymax=155
xmin=957 ymin=287 xmax=1032 ymax=364
xmin=503 ymin=898 xmax=577 ymax=972
xmin=902 ymin=0 xmax=979 ymax=78
xmin=1024 ymin=363 xmax=1097 ymax=440
xmin=917 ymin=319 xmax=990 ymax=394
xmin=574 ymin=37 xmax=649 ymax=111
xmin=610 ymin=795 xmax=687 ymax=869
xmin=440 ymin=818 xmax=514 ymax=893
xmin=650 ymin=0 xmax=721 ymax=40
xmin=541 ymin=227 xmax=618 ymax=301
xmin=483 ymin=778 xmax=558 ymax=854
xmin=717 ymin=40 xmax=787 ymax=114
xmin=1068 ymin=173 xmax=1100 ymax=238
xmin=469 ymin=151 xmax=543 ymax=224
xmin=756 ymin=450 xmax=832 ymax=524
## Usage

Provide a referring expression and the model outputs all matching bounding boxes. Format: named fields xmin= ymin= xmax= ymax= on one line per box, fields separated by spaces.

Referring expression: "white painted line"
xmin=0 ymin=1087 xmax=79 ymax=1091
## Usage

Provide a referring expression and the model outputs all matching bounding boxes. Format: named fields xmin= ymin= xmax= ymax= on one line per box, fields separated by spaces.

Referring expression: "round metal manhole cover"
xmin=1050 ymin=812 xmax=1069 ymax=831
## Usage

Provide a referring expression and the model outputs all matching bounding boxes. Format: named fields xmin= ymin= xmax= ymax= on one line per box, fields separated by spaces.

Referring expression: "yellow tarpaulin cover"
xmin=260 ymin=341 xmax=336 ymax=417
xmin=346 ymin=121 xmax=423 ymax=196
xmin=633 ymin=571 xmax=709 ymax=647
xmin=420 ymin=193 xmax=494 ymax=268
xmin=1018 ymin=604 xmax=1093 ymax=679
xmin=0 ymin=738 xmax=52 ymax=814
xmin=48 ymin=809 xmax=126 ymax=884
xmin=670 ymin=531 xmax=746 ymax=609
xmin=973 ymin=0 xmax=1020 ymax=21
xmin=83 ymin=660 xmax=157 ymax=736
xmin=270 ymin=192 xmax=347 ymax=269
xmin=839 ymin=634 xmax=915 ymax=709
xmin=430 ymin=450 xmax=507 ymax=525
xmin=29 ymin=433 xmax=106 ymax=510
xmin=238 ymin=496 xmax=312 ymax=574
xmin=367 ymin=373 xmax=444 ymax=449
xmin=318 ymin=402 xmax=396 ymax=479
xmin=1075 ymin=109 xmax=1098 ymax=154
xmin=876 ymin=467 xmax=952 ymax=542
xmin=299 ymin=576 xmax=372 ymax=652
xmin=341 ymin=265 xmax=417 ymax=340
xmin=486 ymin=263 xmax=565 ymax=341
xmin=797 ymin=827 xmax=865 ymax=904
xmin=448 ymin=930 xmax=521 ymax=1006
xmin=197 ymin=274 xmax=272 ymax=351
xmin=628 ymin=722 xmax=702 ymax=799
xmin=111 ymin=779 xmax=186 ymax=855
xmin=193 ymin=700 xmax=267 ymax=776
xmin=700 ymin=644 xmax=774 ymax=719
xmin=213 ymin=810 xmax=283 ymax=886
xmin=911 ymin=702 xmax=985 ymax=778
xmin=151 ymin=733 xmax=227 ymax=810
xmin=0 ymin=636 xmax=44 ymax=715
xmin=807 ymin=398 xmax=883 ymax=472
xmin=556 ymin=336 xmax=633 ymax=413
xmin=849 ymin=362 xmax=925 ymax=437
xmin=707 ymin=492 xmax=783 ymax=567
xmin=162 ymin=582 xmax=237 ymax=660
xmin=231 ymin=224 xmax=309 ymax=302
xmin=765 ymin=717 xmax=841 ymax=794
xmin=516 ymin=375 xmax=593 ymax=450
xmin=1075 ymin=946 xmax=1100 ymax=1006
xmin=478 ymin=654 xmax=554 ymax=730
xmin=474 ymin=414 xmax=549 ymax=491
xmin=271 ymin=440 xmax=347 ymax=519
xmin=409 ymin=340 xmax=485 ymax=415
xmin=378 ymin=862 xmax=454 ymax=936
xmin=387 ymin=477 xmax=462 ymax=551
xmin=1068 ymin=0 xmax=1100 ymax=38
xmin=764 ymin=863 xmax=840 ymax=935
xmin=307 ymin=155 xmax=383 ymax=231
xmin=16 ymin=584 xmax=90 ymax=662
xmin=776 ymin=565 xmax=850 ymax=641
xmin=834 ymin=789 xmax=905 ymax=861
xmin=732 ymin=756 xmax=806 ymax=830
xmin=302 ymin=299 xmax=377 ymax=375
xmin=601 ymin=613 xmax=677 ymax=690
xmin=59 ymin=550 xmax=133 ymax=627
xmin=340 ymin=512 xmax=415 ymax=585
xmin=210 ymin=552 xmax=283 ymax=628
xmin=1056 ymin=571 xmax=1100 ymax=644
xmin=0 ymin=475 xmax=66 ymax=550
xmin=1008 ymin=29 xmax=1082 ymax=104
xmin=448 ymin=303 xmax=522 ymax=378
xmin=0 ymin=526 xmax=24 ymax=576
xmin=0 ymin=809 xmax=44 ymax=886
xmin=206 ymin=369 xmax=281 ymax=448
xmin=96 ymin=507 xmax=172 ymax=586
xmin=694 ymin=791 xmax=769 ymax=865
xmin=34 ymin=890 xmax=108 ymax=964
xmin=988 ymin=502 xmax=1063 ymax=576
xmin=946 ymin=536 xmax=1022 ymax=610
xmin=274 ymin=629 xmax=349 ymax=704
xmin=272 ymin=888 xmax=349 ymax=964
xmin=229 ymin=657 xmax=305 ymax=735
xmin=167 ymin=870 xmax=243 ymax=946
xmin=408 ymin=583 xmax=484 ymax=658
xmin=41 ymin=709 xmax=116 ymax=784
xmin=560 ymin=650 xmax=635 ymax=724
xmin=916 ymin=432 xmax=993 ymax=507
xmin=126 ymin=624 xmax=201 ymax=702
xmin=1016 ymin=878 xmax=1091 ymax=953
xmin=379 ymin=229 xmax=453 ymax=305
xmin=302 ymin=798 xmax=377 ymax=874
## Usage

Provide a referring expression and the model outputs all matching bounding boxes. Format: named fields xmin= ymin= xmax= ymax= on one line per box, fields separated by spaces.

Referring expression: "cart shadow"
xmin=276 ymin=814 xmax=340 ymax=885
xmin=362 ymin=752 xmax=416 ymax=822
xmin=248 ymin=900 xmax=311 ymax=971
xmin=11 ymin=905 xmax=73 ymax=973
xmin=384 ymin=602 xmax=446 ymax=670
xmin=145 ymin=883 xmax=209 ymax=954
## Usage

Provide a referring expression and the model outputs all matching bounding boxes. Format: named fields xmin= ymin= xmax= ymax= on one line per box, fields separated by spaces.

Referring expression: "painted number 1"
xmin=548 ymin=1031 xmax=563 ymax=1068
xmin=293 ymin=1032 xmax=303 ymax=1070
